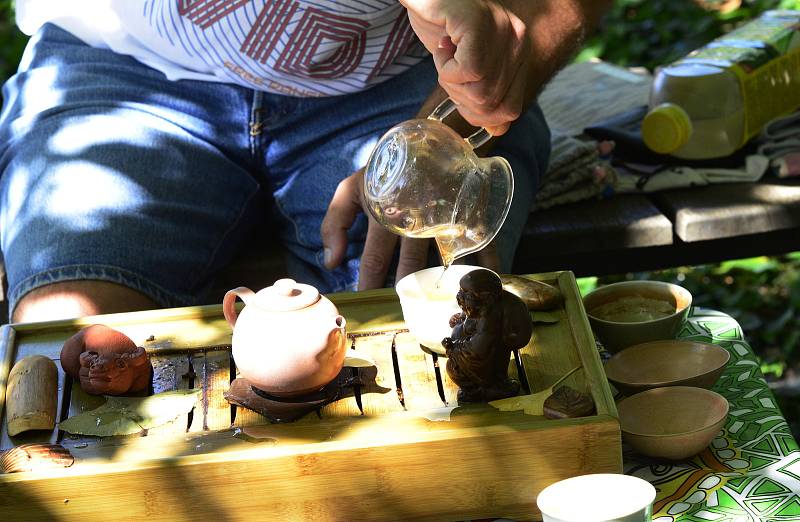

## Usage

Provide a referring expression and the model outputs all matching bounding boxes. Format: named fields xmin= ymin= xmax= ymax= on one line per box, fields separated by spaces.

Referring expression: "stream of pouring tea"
xmin=403 ymin=223 xmax=477 ymax=282
xmin=403 ymin=223 xmax=489 ymax=288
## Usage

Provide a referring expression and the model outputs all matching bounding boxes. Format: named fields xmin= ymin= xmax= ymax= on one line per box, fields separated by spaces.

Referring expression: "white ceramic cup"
xmin=536 ymin=473 xmax=656 ymax=522
xmin=395 ymin=265 xmax=485 ymax=355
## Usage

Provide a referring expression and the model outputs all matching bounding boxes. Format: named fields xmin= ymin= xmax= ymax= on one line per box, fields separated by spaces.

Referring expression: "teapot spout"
xmin=327 ymin=314 xmax=347 ymax=351
xmin=318 ymin=314 xmax=347 ymax=380
xmin=332 ymin=315 xmax=346 ymax=336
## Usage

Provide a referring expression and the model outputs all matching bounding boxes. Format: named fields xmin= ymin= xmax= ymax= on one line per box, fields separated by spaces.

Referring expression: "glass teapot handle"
xmin=428 ymin=97 xmax=492 ymax=149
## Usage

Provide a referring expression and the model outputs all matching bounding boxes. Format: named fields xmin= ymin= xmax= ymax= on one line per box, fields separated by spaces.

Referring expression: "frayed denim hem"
xmin=8 ymin=264 xmax=196 ymax=319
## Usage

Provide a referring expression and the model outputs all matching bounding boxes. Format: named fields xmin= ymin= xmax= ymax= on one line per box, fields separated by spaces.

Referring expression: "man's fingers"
xmin=397 ymin=237 xmax=431 ymax=283
xmin=321 ymin=172 xmax=363 ymax=269
xmin=434 ymin=48 xmax=484 ymax=85
xmin=441 ymin=94 xmax=514 ymax=135
xmin=439 ymin=55 xmax=526 ymax=135
xmin=358 ymin=217 xmax=399 ymax=290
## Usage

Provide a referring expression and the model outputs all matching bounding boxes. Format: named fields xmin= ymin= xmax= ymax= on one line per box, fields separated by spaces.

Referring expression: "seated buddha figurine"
xmin=442 ymin=269 xmax=532 ymax=403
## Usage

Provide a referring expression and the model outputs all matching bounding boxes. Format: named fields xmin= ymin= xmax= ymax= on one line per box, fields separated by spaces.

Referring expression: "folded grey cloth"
xmin=614 ymin=154 xmax=769 ymax=193
xmin=757 ymin=110 xmax=800 ymax=178
xmin=532 ymin=132 xmax=616 ymax=210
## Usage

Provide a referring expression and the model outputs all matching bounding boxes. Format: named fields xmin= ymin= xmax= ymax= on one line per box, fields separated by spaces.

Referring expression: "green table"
xmin=624 ymin=307 xmax=800 ymax=521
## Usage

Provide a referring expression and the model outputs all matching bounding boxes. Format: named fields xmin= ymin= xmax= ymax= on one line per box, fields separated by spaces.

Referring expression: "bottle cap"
xmin=642 ymin=103 xmax=693 ymax=155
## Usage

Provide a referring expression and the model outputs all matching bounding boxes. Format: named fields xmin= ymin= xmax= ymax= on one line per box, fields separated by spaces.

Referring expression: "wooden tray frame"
xmin=0 ymin=271 xmax=620 ymax=521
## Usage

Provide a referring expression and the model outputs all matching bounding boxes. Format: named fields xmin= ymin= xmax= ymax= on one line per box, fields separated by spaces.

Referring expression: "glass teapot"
xmin=363 ymin=98 xmax=514 ymax=266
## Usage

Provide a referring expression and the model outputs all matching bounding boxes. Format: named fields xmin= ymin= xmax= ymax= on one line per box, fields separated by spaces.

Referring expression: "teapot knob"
xmin=273 ymin=279 xmax=298 ymax=297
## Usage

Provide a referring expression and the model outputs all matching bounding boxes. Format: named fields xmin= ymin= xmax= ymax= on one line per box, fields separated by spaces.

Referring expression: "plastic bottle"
xmin=642 ymin=10 xmax=800 ymax=160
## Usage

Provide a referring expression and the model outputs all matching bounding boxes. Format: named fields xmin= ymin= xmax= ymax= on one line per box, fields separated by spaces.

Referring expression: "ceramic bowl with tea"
xmin=583 ymin=280 xmax=692 ymax=353
xmin=617 ymin=386 xmax=729 ymax=460
xmin=604 ymin=339 xmax=730 ymax=395
xmin=395 ymin=265 xmax=484 ymax=355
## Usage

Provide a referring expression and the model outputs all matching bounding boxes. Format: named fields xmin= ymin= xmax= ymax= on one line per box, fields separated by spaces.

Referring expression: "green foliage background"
xmin=581 ymin=0 xmax=800 ymax=70
xmin=0 ymin=0 xmax=24 ymax=83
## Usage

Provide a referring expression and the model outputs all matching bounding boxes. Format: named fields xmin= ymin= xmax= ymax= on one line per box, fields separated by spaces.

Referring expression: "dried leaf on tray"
xmin=543 ymin=385 xmax=595 ymax=419
xmin=58 ymin=389 xmax=200 ymax=436
xmin=489 ymin=366 xmax=581 ymax=416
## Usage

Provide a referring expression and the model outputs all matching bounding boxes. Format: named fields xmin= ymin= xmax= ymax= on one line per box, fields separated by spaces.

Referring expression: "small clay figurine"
xmin=60 ymin=324 xmax=151 ymax=395
xmin=442 ymin=269 xmax=533 ymax=403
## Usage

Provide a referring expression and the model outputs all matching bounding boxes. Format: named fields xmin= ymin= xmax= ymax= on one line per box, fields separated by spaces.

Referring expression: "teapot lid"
xmin=254 ymin=279 xmax=320 ymax=312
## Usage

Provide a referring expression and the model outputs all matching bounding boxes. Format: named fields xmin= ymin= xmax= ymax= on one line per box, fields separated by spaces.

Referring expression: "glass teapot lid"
xmin=363 ymin=98 xmax=514 ymax=266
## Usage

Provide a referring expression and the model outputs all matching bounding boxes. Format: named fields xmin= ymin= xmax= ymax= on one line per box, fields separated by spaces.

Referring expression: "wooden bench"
xmin=514 ymin=176 xmax=800 ymax=277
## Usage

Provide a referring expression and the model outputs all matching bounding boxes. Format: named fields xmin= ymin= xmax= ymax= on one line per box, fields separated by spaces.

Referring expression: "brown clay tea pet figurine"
xmin=442 ymin=269 xmax=533 ymax=403
xmin=60 ymin=324 xmax=151 ymax=395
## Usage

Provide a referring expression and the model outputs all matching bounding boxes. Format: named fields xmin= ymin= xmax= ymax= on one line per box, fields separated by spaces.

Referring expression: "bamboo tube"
xmin=6 ymin=355 xmax=58 ymax=436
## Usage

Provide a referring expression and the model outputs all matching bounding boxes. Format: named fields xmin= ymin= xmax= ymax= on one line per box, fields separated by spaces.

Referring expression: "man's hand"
xmin=400 ymin=0 xmax=529 ymax=136
xmin=321 ymin=168 xmax=430 ymax=290
xmin=401 ymin=0 xmax=613 ymax=135
xmin=320 ymin=0 xmax=612 ymax=290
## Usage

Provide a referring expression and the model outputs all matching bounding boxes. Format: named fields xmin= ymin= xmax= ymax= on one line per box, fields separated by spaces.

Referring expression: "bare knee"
xmin=12 ymin=281 xmax=159 ymax=323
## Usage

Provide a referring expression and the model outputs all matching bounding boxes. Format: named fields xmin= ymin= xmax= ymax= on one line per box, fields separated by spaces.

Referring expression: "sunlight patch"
xmin=39 ymin=161 xmax=146 ymax=230
xmin=48 ymin=113 xmax=151 ymax=155
xmin=352 ymin=136 xmax=378 ymax=171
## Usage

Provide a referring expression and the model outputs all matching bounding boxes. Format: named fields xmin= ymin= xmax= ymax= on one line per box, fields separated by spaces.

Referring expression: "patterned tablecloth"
xmin=624 ymin=307 xmax=800 ymax=521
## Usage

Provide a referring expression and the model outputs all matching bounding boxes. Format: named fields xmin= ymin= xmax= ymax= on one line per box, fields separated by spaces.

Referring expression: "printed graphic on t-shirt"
xmin=141 ymin=0 xmax=426 ymax=95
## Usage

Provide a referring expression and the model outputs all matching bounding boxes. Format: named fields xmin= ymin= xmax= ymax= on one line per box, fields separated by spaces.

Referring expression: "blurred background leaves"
xmin=580 ymin=0 xmax=800 ymax=69
xmin=0 ymin=0 xmax=24 ymax=84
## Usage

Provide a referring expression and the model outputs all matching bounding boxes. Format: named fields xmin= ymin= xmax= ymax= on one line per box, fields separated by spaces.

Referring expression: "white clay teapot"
xmin=223 ymin=279 xmax=347 ymax=396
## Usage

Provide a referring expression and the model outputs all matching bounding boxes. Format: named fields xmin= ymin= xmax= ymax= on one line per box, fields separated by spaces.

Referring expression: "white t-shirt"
xmin=16 ymin=0 xmax=429 ymax=96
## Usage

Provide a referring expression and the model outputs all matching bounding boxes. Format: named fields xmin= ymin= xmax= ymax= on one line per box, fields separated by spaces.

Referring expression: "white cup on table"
xmin=536 ymin=473 xmax=656 ymax=522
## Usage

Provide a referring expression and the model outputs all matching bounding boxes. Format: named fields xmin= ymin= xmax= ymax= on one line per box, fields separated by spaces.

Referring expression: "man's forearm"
xmin=506 ymin=0 xmax=613 ymax=101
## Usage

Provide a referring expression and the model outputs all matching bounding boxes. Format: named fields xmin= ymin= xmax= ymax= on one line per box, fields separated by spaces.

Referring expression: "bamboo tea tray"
xmin=0 ymin=271 xmax=620 ymax=521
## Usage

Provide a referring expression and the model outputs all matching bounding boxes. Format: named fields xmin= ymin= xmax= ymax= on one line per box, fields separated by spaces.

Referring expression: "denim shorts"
xmin=0 ymin=23 xmax=550 ymax=316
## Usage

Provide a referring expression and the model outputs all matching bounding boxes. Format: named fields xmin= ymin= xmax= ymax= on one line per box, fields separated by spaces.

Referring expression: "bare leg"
xmin=12 ymin=281 xmax=159 ymax=323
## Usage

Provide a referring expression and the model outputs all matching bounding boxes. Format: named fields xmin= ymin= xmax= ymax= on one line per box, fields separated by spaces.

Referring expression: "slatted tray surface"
xmin=0 ymin=271 xmax=621 ymax=521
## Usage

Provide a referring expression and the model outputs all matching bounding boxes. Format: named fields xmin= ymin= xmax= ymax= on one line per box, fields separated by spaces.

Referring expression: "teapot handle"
xmin=223 ymin=287 xmax=256 ymax=328
xmin=428 ymin=97 xmax=492 ymax=149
